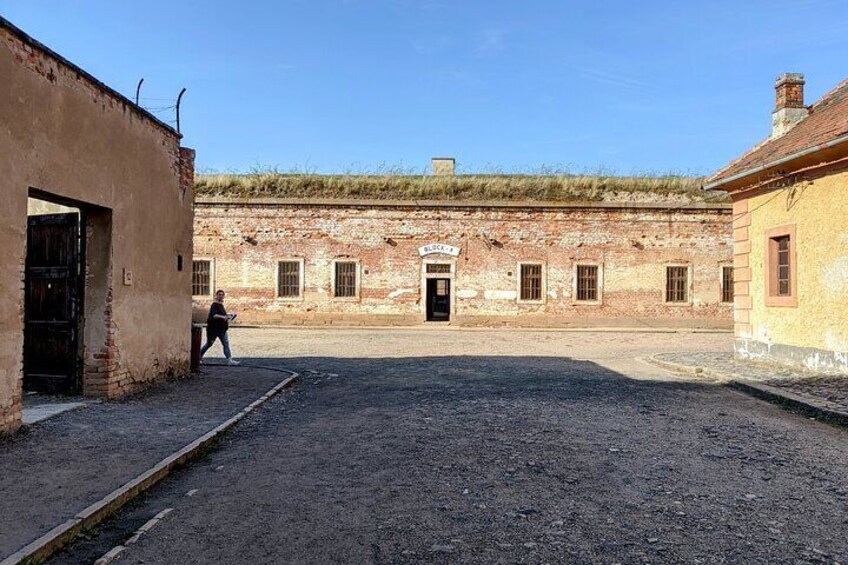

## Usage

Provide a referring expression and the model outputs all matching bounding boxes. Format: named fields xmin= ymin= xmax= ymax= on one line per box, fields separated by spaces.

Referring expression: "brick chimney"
xmin=772 ymin=73 xmax=808 ymax=139
xmin=431 ymin=157 xmax=455 ymax=176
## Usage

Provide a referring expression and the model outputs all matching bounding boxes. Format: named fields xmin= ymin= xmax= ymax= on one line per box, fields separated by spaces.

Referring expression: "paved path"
xmin=49 ymin=330 xmax=848 ymax=564
xmin=0 ymin=367 xmax=284 ymax=558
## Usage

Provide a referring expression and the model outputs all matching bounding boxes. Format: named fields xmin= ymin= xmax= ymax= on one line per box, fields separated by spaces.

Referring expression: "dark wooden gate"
xmin=24 ymin=213 xmax=82 ymax=394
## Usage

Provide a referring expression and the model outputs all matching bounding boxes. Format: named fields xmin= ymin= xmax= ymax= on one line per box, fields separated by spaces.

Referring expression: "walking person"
xmin=200 ymin=289 xmax=240 ymax=365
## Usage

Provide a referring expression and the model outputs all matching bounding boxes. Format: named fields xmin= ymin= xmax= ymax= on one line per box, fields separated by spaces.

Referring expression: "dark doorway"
xmin=24 ymin=213 xmax=83 ymax=394
xmin=426 ymin=278 xmax=451 ymax=322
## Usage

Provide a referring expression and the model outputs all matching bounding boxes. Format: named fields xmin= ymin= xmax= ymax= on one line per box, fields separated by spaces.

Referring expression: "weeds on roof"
xmin=195 ymin=167 xmax=728 ymax=203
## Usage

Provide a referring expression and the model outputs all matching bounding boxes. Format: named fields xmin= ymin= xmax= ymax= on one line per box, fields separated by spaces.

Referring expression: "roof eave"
xmin=705 ymin=132 xmax=848 ymax=191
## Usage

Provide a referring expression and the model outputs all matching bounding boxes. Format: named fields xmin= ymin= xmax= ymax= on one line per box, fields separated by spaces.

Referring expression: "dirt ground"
xmin=50 ymin=328 xmax=848 ymax=564
xmin=228 ymin=327 xmax=733 ymax=381
xmin=0 ymin=367 xmax=285 ymax=557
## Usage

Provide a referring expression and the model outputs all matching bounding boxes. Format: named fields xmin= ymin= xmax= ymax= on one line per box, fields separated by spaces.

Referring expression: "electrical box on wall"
xmin=123 ymin=268 xmax=133 ymax=286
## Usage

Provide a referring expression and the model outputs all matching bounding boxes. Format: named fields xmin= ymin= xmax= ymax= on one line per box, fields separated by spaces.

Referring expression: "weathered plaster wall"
xmin=0 ymin=25 xmax=194 ymax=432
xmin=194 ymin=199 xmax=733 ymax=328
xmin=735 ymin=170 xmax=848 ymax=372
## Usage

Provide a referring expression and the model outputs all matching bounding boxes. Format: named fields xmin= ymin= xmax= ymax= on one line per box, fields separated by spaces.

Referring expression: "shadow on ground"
xmin=47 ymin=353 xmax=848 ymax=564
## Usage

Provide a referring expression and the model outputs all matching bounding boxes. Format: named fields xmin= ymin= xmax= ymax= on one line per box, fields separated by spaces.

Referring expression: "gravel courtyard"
xmin=52 ymin=329 xmax=848 ymax=564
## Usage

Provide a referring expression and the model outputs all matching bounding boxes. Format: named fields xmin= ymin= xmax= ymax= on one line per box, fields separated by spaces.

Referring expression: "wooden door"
xmin=24 ymin=213 xmax=82 ymax=394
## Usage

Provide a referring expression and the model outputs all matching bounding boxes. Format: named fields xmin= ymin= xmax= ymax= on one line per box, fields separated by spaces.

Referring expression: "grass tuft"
xmin=195 ymin=168 xmax=728 ymax=203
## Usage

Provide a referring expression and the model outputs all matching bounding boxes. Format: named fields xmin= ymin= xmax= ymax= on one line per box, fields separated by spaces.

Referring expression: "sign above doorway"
xmin=418 ymin=243 xmax=460 ymax=257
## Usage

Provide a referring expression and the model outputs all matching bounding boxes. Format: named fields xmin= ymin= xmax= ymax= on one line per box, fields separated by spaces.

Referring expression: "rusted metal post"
xmin=176 ymin=87 xmax=187 ymax=134
xmin=134 ymin=78 xmax=144 ymax=105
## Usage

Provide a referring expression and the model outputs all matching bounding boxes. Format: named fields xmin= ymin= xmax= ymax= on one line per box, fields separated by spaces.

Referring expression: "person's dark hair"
xmin=215 ymin=289 xmax=225 ymax=295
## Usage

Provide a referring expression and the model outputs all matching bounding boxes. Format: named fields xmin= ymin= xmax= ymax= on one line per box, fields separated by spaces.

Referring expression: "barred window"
xmin=278 ymin=261 xmax=301 ymax=298
xmin=576 ymin=265 xmax=599 ymax=302
xmin=520 ymin=263 xmax=543 ymax=301
xmin=192 ymin=260 xmax=212 ymax=296
xmin=666 ymin=266 xmax=689 ymax=303
xmin=334 ymin=261 xmax=357 ymax=298
xmin=772 ymin=235 xmax=791 ymax=296
xmin=426 ymin=263 xmax=451 ymax=274
xmin=721 ymin=266 xmax=734 ymax=303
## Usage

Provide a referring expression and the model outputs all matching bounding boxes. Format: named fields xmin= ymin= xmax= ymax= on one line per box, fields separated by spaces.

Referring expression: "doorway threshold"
xmin=22 ymin=396 xmax=98 ymax=426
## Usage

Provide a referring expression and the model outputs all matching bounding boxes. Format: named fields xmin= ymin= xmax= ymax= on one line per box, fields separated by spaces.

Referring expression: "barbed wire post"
xmin=176 ymin=87 xmax=187 ymax=134
xmin=135 ymin=78 xmax=144 ymax=106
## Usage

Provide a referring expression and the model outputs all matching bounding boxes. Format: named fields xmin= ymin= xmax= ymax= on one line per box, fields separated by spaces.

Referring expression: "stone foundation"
xmin=735 ymin=338 xmax=848 ymax=375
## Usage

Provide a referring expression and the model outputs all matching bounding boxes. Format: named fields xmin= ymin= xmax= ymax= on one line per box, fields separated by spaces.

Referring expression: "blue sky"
xmin=2 ymin=0 xmax=847 ymax=174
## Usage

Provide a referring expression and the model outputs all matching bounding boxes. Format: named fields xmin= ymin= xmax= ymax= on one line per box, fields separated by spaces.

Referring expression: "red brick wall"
xmin=193 ymin=199 xmax=733 ymax=328
xmin=776 ymin=81 xmax=805 ymax=109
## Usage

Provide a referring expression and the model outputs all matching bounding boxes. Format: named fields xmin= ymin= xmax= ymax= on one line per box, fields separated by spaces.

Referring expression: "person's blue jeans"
xmin=200 ymin=331 xmax=232 ymax=359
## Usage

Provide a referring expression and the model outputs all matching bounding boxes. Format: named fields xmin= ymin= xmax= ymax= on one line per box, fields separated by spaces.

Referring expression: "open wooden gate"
xmin=24 ymin=213 xmax=82 ymax=394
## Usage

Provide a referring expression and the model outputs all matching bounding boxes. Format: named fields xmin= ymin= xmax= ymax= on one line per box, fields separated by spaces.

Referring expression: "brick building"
xmin=0 ymin=17 xmax=195 ymax=433
xmin=707 ymin=73 xmax=848 ymax=372
xmin=193 ymin=166 xmax=733 ymax=328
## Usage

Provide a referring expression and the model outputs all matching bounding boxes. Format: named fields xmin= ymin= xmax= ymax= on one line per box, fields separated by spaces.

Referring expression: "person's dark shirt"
xmin=207 ymin=302 xmax=228 ymax=336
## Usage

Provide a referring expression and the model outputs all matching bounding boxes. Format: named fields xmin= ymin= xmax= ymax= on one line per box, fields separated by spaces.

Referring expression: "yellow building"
xmin=707 ymin=73 xmax=848 ymax=373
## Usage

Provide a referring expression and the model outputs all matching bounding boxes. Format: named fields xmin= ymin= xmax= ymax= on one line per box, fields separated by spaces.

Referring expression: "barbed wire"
xmin=144 ymin=105 xmax=176 ymax=112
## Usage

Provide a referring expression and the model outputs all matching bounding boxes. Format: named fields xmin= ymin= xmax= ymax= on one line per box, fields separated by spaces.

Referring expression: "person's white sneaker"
xmin=228 ymin=359 xmax=241 ymax=366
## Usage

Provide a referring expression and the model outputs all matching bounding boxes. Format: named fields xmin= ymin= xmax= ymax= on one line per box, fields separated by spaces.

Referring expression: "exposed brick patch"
xmin=0 ymin=396 xmax=22 ymax=434
xmin=179 ymin=147 xmax=196 ymax=204
xmin=193 ymin=200 xmax=733 ymax=327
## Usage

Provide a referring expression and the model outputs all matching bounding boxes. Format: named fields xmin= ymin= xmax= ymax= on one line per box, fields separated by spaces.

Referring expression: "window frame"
xmin=517 ymin=262 xmax=546 ymax=304
xmin=191 ymin=258 xmax=215 ymax=298
xmin=664 ymin=263 xmax=693 ymax=305
xmin=426 ymin=263 xmax=452 ymax=274
xmin=275 ymin=258 xmax=305 ymax=301
xmin=720 ymin=264 xmax=734 ymax=304
xmin=572 ymin=262 xmax=604 ymax=305
xmin=331 ymin=259 xmax=361 ymax=301
xmin=764 ymin=224 xmax=797 ymax=308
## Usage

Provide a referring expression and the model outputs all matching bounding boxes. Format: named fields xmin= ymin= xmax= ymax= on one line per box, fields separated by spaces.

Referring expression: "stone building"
xmin=707 ymin=73 xmax=848 ymax=373
xmin=193 ymin=168 xmax=733 ymax=328
xmin=0 ymin=17 xmax=195 ymax=433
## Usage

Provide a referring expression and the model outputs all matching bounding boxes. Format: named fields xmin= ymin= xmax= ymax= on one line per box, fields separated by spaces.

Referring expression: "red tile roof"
xmin=707 ymin=78 xmax=848 ymax=188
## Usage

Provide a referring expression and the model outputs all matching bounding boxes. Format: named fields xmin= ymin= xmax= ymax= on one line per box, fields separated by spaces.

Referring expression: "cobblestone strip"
xmin=0 ymin=372 xmax=298 ymax=565
xmin=647 ymin=355 xmax=848 ymax=428
xmin=728 ymin=380 xmax=848 ymax=428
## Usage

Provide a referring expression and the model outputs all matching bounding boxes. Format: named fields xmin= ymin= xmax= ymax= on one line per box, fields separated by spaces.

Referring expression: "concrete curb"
xmin=645 ymin=355 xmax=732 ymax=382
xmin=727 ymin=380 xmax=848 ymax=428
xmin=646 ymin=355 xmax=848 ymax=428
xmin=1 ymin=371 xmax=299 ymax=565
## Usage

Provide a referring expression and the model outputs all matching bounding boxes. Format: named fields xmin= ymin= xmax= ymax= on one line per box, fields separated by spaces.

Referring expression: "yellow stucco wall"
xmin=747 ymin=170 xmax=848 ymax=355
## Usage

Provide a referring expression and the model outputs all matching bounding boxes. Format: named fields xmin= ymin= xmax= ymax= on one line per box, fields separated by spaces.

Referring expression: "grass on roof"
xmin=195 ymin=169 xmax=728 ymax=203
